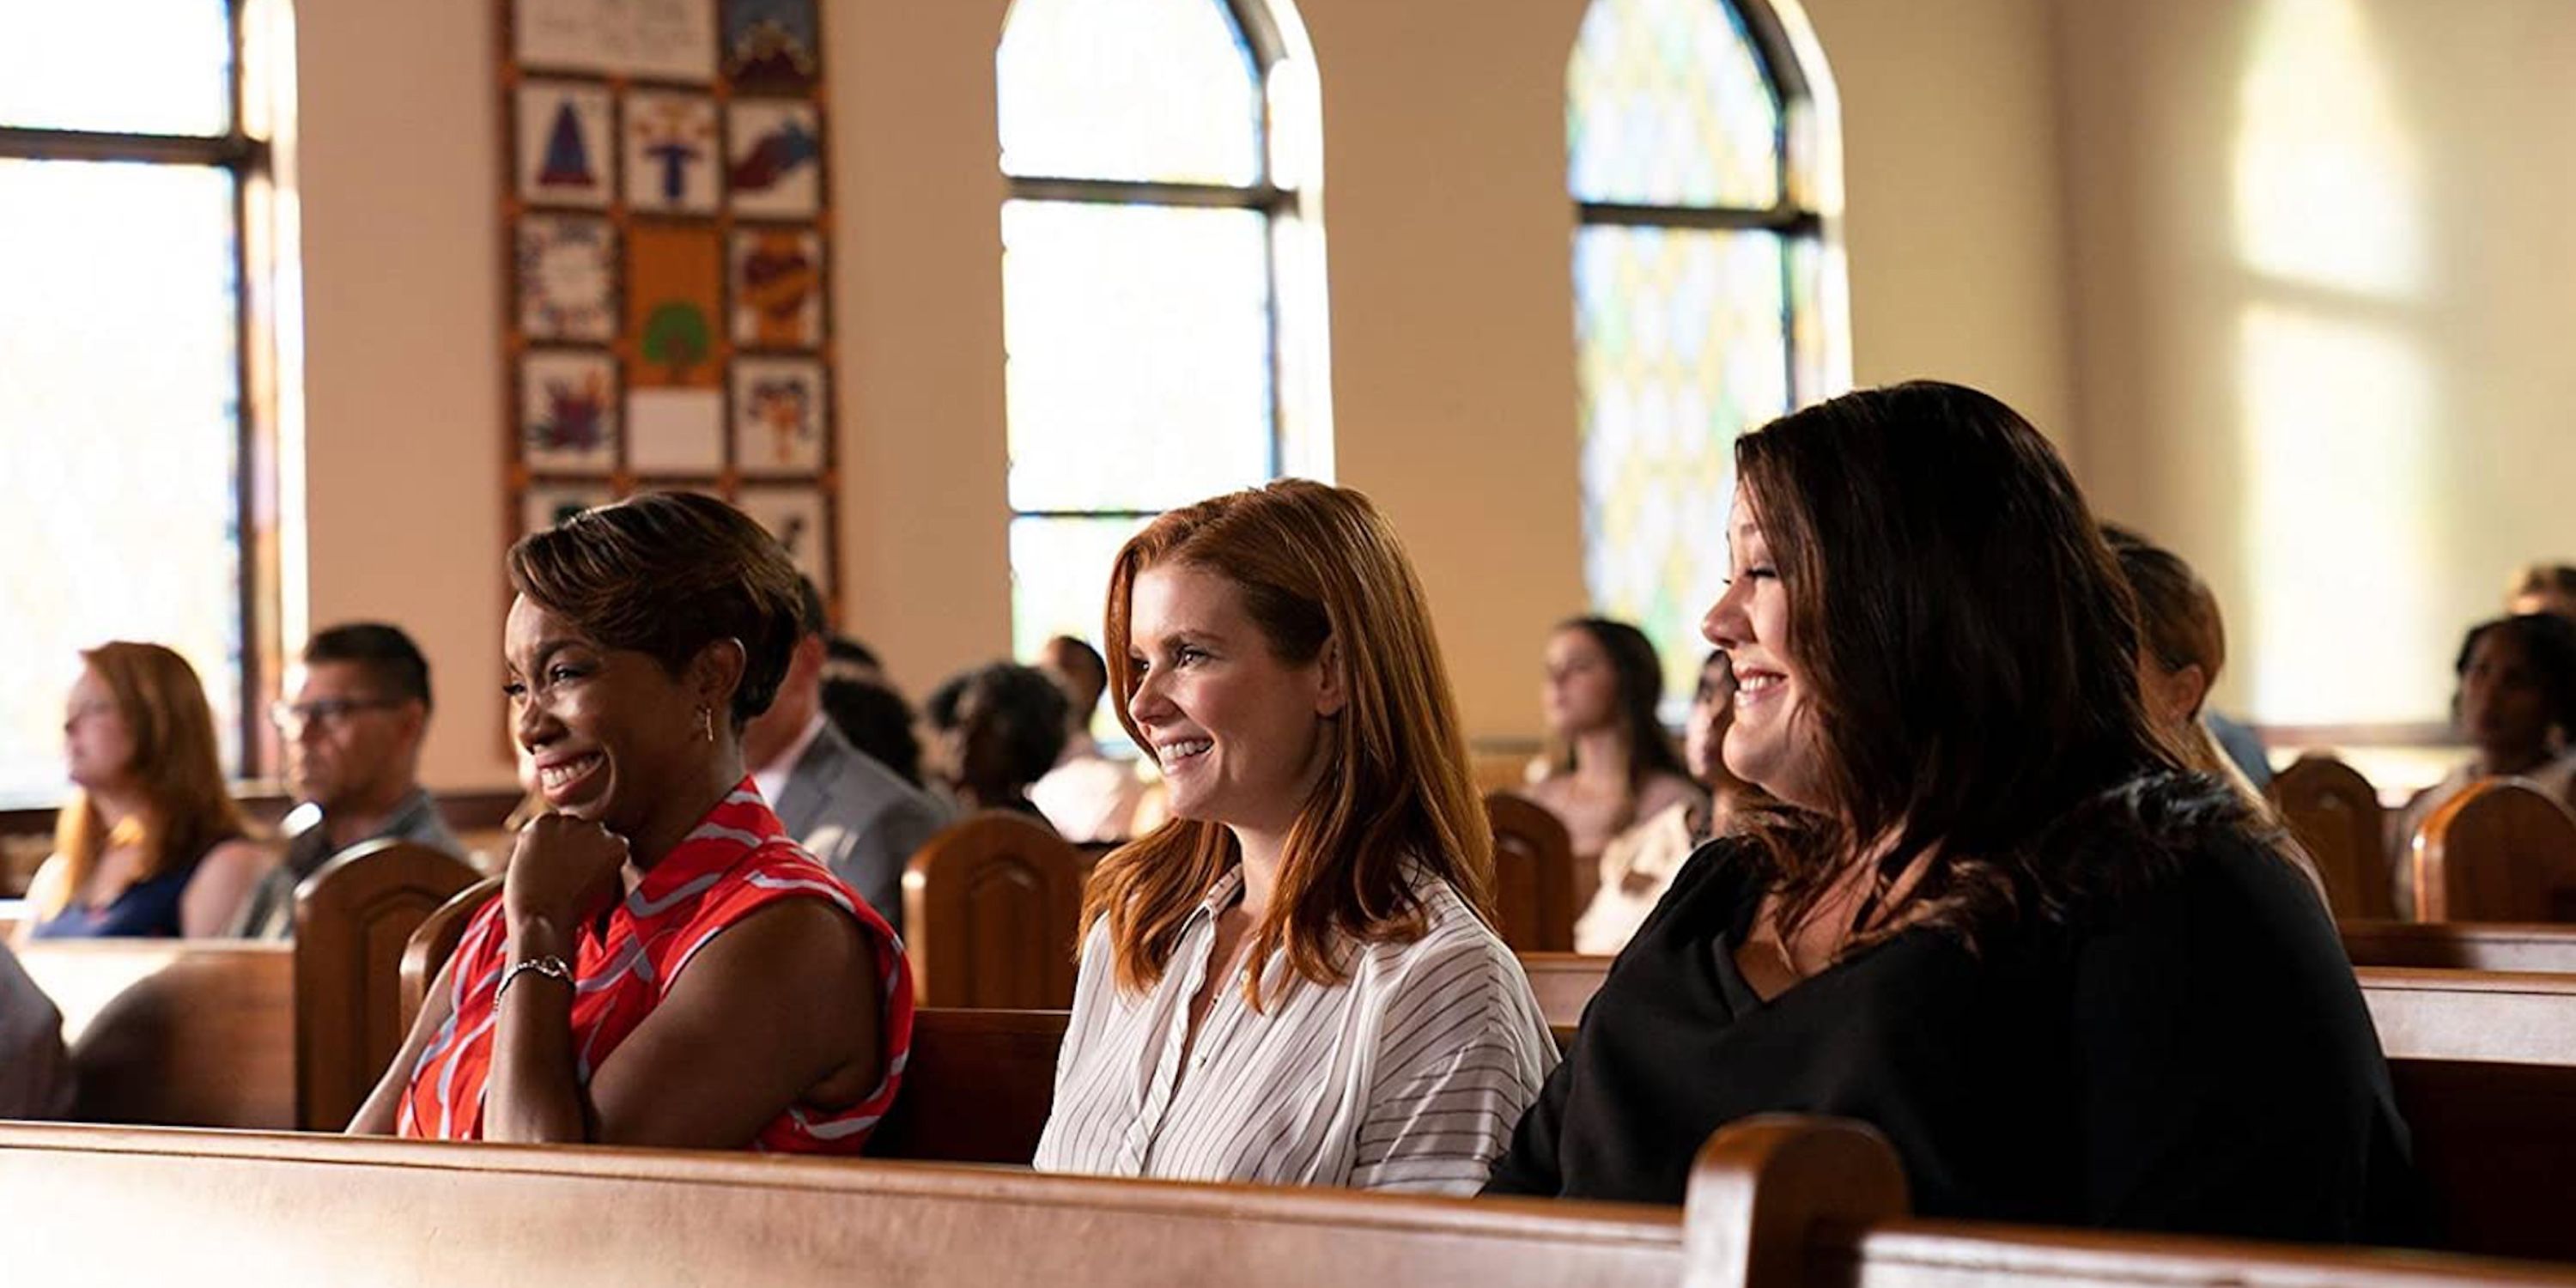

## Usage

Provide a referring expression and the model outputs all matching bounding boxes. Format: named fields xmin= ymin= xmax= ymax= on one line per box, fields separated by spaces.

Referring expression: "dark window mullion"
xmin=0 ymin=127 xmax=257 ymax=167
xmin=1007 ymin=174 xmax=1279 ymax=210
xmin=1576 ymin=200 xmax=1816 ymax=235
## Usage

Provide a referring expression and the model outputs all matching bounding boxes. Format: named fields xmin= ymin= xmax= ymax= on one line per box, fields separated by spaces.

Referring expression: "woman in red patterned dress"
xmin=349 ymin=492 xmax=912 ymax=1151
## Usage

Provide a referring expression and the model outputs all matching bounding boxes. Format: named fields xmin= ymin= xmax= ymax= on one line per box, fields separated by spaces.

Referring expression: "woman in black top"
xmin=1485 ymin=381 xmax=2420 ymax=1244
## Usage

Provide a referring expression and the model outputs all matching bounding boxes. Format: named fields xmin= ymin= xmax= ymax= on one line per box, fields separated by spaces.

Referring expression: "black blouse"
xmin=1485 ymin=779 xmax=2423 ymax=1244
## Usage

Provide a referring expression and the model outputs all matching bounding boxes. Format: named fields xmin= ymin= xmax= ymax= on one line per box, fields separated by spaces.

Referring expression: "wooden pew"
xmin=903 ymin=811 xmax=1084 ymax=1009
xmin=0 ymin=1122 xmax=1687 ymax=1287
xmin=16 ymin=939 xmax=295 ymax=1128
xmin=2269 ymin=752 xmax=2394 ymax=920
xmin=868 ymin=1008 xmax=1067 ymax=1163
xmin=292 ymin=838 xmax=480 ymax=1130
xmin=2344 ymin=920 xmax=2576 ymax=973
xmin=1486 ymin=791 xmax=1575 ymax=951
xmin=15 ymin=838 xmax=477 ymax=1131
xmin=5 ymin=1112 xmax=2570 ymax=1288
xmin=2415 ymin=780 xmax=2576 ymax=922
xmin=1686 ymin=1115 xmax=2576 ymax=1288
xmin=398 ymin=901 xmax=2576 ymax=1261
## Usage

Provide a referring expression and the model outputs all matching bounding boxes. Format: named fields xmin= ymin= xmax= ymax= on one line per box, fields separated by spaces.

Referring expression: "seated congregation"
xmin=27 ymin=380 xmax=2576 ymax=1288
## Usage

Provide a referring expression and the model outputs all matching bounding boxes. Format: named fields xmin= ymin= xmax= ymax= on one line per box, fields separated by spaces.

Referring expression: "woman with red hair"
xmin=1035 ymin=479 xmax=1555 ymax=1194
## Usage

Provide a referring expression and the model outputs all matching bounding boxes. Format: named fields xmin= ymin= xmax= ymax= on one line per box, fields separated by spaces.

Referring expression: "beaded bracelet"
xmin=495 ymin=954 xmax=573 ymax=1005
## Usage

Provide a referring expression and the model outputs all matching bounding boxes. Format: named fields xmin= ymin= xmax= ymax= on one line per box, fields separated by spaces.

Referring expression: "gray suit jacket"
xmin=773 ymin=723 xmax=949 ymax=939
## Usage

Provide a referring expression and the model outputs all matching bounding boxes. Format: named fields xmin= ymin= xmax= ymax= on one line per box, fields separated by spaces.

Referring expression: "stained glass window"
xmin=1567 ymin=0 xmax=1839 ymax=715
xmin=0 ymin=2 xmax=274 ymax=804
xmin=997 ymin=0 xmax=1324 ymax=693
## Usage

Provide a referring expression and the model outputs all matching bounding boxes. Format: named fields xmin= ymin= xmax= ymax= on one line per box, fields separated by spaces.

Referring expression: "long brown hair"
xmin=1087 ymin=479 xmax=1495 ymax=1005
xmin=1732 ymin=382 xmax=2192 ymax=951
xmin=1543 ymin=617 xmax=1692 ymax=831
xmin=2103 ymin=524 xmax=2259 ymax=793
xmin=43 ymin=642 xmax=249 ymax=917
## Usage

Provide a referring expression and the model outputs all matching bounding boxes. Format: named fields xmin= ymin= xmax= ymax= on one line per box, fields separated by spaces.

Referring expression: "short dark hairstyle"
xmin=2455 ymin=614 xmax=2576 ymax=737
xmin=1044 ymin=635 xmax=1109 ymax=711
xmin=2511 ymin=562 xmax=2576 ymax=600
xmin=505 ymin=491 xmax=801 ymax=728
xmin=826 ymin=635 xmax=880 ymax=671
xmin=793 ymin=574 xmax=828 ymax=638
xmin=927 ymin=662 xmax=1070 ymax=790
xmin=303 ymin=622 xmax=434 ymax=711
xmin=820 ymin=676 xmax=923 ymax=788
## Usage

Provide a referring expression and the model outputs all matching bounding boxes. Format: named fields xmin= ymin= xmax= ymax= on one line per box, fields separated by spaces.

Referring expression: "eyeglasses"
xmin=270 ymin=696 xmax=405 ymax=732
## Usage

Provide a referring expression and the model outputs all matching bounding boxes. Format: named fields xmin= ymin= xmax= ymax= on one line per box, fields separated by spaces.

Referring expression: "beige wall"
xmin=2059 ymin=0 xmax=2576 ymax=726
xmin=292 ymin=0 xmax=2076 ymax=789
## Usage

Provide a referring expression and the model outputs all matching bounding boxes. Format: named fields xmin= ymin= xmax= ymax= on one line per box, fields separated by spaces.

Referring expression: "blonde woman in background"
xmin=24 ymin=642 xmax=270 ymax=940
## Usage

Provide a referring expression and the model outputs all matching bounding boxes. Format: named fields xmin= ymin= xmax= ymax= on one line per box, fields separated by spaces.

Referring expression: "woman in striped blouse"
xmin=1033 ymin=480 xmax=1557 ymax=1194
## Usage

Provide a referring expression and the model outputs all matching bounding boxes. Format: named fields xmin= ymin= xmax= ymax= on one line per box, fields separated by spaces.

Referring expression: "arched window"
xmin=1567 ymin=0 xmax=1845 ymax=713
xmin=996 ymin=0 xmax=1327 ymax=663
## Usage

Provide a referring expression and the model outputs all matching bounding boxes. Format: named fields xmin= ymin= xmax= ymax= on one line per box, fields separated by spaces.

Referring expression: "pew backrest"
xmin=867 ymin=1007 xmax=1068 ymax=1163
xmin=293 ymin=838 xmax=481 ymax=1131
xmin=2342 ymin=920 xmax=2576 ymax=973
xmin=2416 ymin=780 xmax=2576 ymax=922
xmin=902 ymin=811 xmax=1083 ymax=1010
xmin=0 ymin=1122 xmax=1686 ymax=1288
xmin=2269 ymin=753 xmax=2393 ymax=920
xmin=1486 ymin=792 xmax=1575 ymax=952
xmin=2359 ymin=965 xmax=2576 ymax=1066
xmin=14 ymin=939 xmax=295 ymax=1128
xmin=399 ymin=874 xmax=501 ymax=1032
xmin=1685 ymin=1115 xmax=2576 ymax=1288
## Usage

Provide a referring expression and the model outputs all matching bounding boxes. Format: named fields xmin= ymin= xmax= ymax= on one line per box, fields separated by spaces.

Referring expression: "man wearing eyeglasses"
xmin=229 ymin=623 xmax=465 ymax=939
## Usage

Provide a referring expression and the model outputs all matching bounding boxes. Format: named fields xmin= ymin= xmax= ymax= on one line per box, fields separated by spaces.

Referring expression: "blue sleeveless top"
xmin=28 ymin=854 xmax=208 ymax=939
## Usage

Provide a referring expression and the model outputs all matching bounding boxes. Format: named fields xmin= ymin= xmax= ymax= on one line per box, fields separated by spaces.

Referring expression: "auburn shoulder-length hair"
xmin=1732 ymin=381 xmax=2200 ymax=951
xmin=43 ymin=641 xmax=250 ymax=918
xmin=1086 ymin=478 xmax=1495 ymax=1005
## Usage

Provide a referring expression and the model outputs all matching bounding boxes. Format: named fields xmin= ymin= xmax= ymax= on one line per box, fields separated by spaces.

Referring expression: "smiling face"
xmin=1123 ymin=563 xmax=1340 ymax=842
xmin=504 ymin=594 xmax=709 ymax=840
xmin=1702 ymin=487 xmax=1829 ymax=811
xmin=63 ymin=665 xmax=136 ymax=793
xmin=1542 ymin=628 xmax=1619 ymax=737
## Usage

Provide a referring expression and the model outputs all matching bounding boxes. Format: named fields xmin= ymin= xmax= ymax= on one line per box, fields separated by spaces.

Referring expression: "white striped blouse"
xmin=1032 ymin=866 xmax=1558 ymax=1194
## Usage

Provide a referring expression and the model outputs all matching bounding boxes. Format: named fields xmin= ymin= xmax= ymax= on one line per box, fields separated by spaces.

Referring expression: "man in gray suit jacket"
xmin=744 ymin=579 xmax=949 ymax=938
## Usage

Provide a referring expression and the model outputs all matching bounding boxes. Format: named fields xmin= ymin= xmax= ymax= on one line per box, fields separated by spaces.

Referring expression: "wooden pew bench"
xmin=3 ymin=1115 xmax=2569 ymax=1288
xmin=1689 ymin=1115 xmax=2576 ymax=1288
xmin=0 ymin=1122 xmax=1687 ymax=1288
xmin=15 ymin=939 xmax=295 ymax=1128
xmin=2345 ymin=920 xmax=2576 ymax=973
xmin=13 ymin=839 xmax=477 ymax=1131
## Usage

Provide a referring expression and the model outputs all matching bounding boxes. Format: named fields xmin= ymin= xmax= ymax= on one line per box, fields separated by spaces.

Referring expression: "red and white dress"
xmin=397 ymin=781 xmax=914 ymax=1153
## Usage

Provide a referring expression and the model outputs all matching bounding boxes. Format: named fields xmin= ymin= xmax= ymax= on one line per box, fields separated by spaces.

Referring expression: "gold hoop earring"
xmin=696 ymin=706 xmax=714 ymax=743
